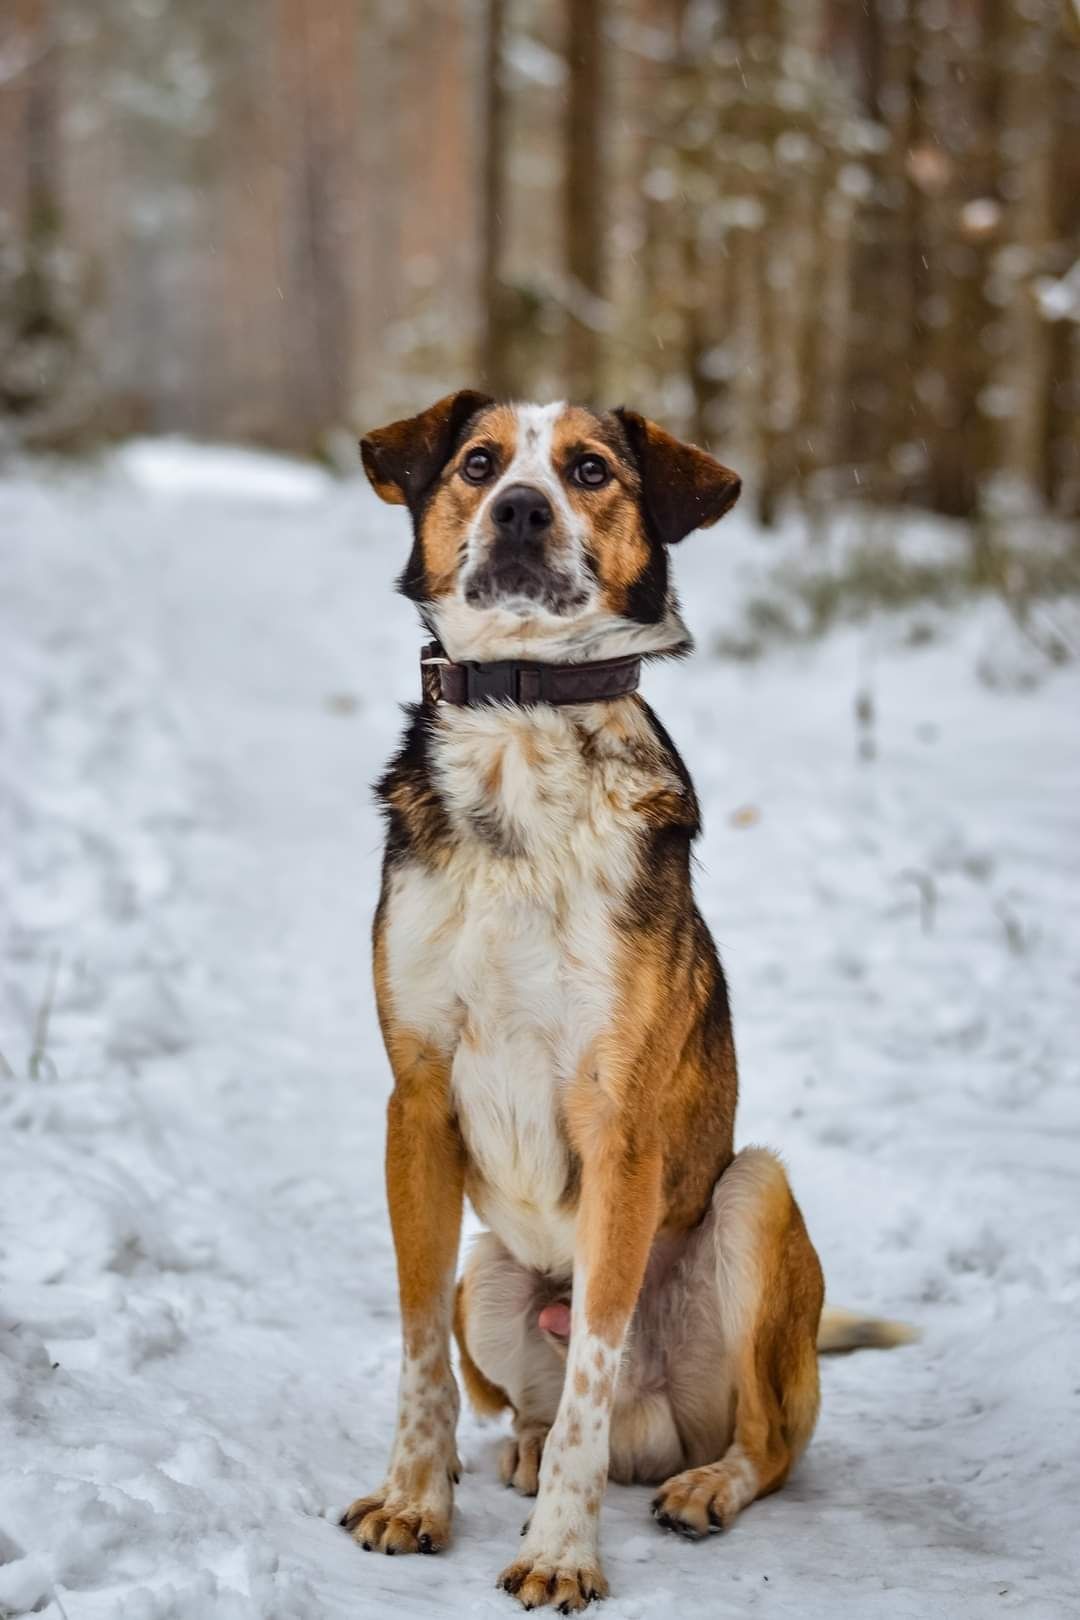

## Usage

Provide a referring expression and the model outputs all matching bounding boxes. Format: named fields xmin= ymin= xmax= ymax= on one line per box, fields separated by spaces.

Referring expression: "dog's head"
xmin=360 ymin=391 xmax=740 ymax=662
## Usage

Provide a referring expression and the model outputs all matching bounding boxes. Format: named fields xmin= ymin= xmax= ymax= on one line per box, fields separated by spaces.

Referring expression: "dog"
xmin=340 ymin=392 xmax=912 ymax=1611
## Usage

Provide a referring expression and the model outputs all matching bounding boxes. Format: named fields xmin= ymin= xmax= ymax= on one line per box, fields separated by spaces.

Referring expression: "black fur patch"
xmin=614 ymin=406 xmax=741 ymax=548
xmin=374 ymin=703 xmax=453 ymax=870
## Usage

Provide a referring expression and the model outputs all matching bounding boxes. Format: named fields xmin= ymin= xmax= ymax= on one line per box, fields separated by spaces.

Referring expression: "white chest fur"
xmin=381 ymin=700 xmax=674 ymax=1275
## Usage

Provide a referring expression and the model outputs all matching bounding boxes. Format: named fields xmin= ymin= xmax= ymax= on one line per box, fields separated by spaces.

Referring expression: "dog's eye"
xmin=462 ymin=448 xmax=495 ymax=484
xmin=572 ymin=455 xmax=609 ymax=488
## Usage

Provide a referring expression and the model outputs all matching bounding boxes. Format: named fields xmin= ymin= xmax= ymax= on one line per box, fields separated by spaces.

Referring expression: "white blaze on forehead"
xmin=503 ymin=399 xmax=567 ymax=485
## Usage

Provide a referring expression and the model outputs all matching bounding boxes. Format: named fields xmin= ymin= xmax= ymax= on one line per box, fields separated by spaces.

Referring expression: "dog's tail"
xmin=817 ymin=1304 xmax=920 ymax=1354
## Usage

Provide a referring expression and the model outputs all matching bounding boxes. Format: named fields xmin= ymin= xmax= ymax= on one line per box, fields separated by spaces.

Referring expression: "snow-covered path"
xmin=2 ymin=448 xmax=1078 ymax=1620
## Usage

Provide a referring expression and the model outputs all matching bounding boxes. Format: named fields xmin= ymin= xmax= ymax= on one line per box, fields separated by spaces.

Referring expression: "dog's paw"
xmin=651 ymin=1459 xmax=752 ymax=1539
xmin=497 ymin=1555 xmax=608 ymax=1612
xmin=340 ymin=1488 xmax=450 ymax=1556
xmin=499 ymin=1424 xmax=549 ymax=1496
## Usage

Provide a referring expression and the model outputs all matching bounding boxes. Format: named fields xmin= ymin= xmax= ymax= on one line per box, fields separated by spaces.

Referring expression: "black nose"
xmin=491 ymin=484 xmax=553 ymax=544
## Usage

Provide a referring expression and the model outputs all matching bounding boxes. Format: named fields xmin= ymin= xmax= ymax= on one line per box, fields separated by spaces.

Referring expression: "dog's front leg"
xmin=498 ymin=1101 xmax=661 ymax=1612
xmin=341 ymin=1032 xmax=465 ymax=1556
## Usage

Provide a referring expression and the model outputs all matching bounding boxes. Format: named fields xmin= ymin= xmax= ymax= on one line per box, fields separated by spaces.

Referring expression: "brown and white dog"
xmin=340 ymin=392 xmax=910 ymax=1611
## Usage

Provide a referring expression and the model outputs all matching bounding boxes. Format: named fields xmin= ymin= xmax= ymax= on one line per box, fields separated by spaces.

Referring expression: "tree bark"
xmin=563 ymin=0 xmax=605 ymax=403
xmin=997 ymin=0 xmax=1056 ymax=507
xmin=479 ymin=0 xmax=511 ymax=397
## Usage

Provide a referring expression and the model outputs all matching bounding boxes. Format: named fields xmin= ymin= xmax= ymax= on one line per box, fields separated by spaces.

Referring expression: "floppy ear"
xmin=614 ymin=408 xmax=741 ymax=545
xmin=360 ymin=389 xmax=494 ymax=507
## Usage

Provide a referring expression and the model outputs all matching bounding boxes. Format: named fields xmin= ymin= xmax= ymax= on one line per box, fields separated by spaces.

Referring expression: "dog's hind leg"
xmin=652 ymin=1148 xmax=824 ymax=1538
xmin=456 ymin=1232 xmax=566 ymax=1496
xmin=453 ymin=1275 xmax=511 ymax=1419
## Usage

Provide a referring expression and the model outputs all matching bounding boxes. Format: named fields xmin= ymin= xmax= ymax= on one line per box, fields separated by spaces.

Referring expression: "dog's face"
xmin=361 ymin=392 xmax=740 ymax=662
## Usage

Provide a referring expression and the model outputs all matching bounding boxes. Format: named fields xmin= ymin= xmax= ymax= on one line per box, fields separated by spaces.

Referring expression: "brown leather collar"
xmin=420 ymin=640 xmax=641 ymax=707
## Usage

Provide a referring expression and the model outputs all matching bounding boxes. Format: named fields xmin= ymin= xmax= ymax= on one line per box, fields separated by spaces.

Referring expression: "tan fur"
xmin=817 ymin=1304 xmax=921 ymax=1353
xmin=423 ymin=477 xmax=483 ymax=596
xmin=457 ymin=1147 xmax=824 ymax=1513
xmin=344 ymin=396 xmax=912 ymax=1611
xmin=548 ymin=405 xmax=651 ymax=609
xmin=453 ymin=1276 xmax=511 ymax=1418
xmin=339 ymin=935 xmax=466 ymax=1555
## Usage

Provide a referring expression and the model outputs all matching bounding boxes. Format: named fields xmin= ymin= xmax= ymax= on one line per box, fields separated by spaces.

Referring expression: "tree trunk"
xmin=479 ymin=0 xmax=511 ymax=397
xmin=997 ymin=0 xmax=1056 ymax=508
xmin=563 ymin=0 xmax=605 ymax=403
xmin=275 ymin=0 xmax=354 ymax=448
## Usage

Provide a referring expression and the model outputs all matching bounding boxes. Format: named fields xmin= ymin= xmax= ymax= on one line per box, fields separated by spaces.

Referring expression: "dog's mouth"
xmin=462 ymin=555 xmax=590 ymax=618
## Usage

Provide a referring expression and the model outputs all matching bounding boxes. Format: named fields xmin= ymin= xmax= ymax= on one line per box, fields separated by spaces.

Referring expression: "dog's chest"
xmin=382 ymin=704 xmax=654 ymax=1274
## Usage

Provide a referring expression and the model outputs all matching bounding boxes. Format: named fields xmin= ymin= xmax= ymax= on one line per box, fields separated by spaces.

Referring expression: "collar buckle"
xmin=465 ymin=661 xmax=521 ymax=704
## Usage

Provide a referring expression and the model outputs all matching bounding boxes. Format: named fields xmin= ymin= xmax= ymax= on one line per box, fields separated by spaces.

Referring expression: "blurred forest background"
xmin=2 ymin=0 xmax=1079 ymax=529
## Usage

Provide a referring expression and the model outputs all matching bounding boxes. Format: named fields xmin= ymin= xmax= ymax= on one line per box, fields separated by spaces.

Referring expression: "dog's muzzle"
xmin=463 ymin=547 xmax=588 ymax=615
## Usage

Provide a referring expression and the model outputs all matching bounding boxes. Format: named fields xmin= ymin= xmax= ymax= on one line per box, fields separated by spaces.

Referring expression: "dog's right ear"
xmin=360 ymin=389 xmax=494 ymax=508
xmin=614 ymin=408 xmax=741 ymax=546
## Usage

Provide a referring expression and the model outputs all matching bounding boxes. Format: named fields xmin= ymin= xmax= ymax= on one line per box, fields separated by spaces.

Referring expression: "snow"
xmin=1036 ymin=259 xmax=1080 ymax=325
xmin=2 ymin=444 xmax=1078 ymax=1619
xmin=114 ymin=439 xmax=335 ymax=504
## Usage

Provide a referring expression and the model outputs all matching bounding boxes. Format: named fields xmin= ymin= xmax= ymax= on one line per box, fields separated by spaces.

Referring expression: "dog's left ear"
xmin=614 ymin=408 xmax=741 ymax=546
xmin=361 ymin=389 xmax=494 ymax=508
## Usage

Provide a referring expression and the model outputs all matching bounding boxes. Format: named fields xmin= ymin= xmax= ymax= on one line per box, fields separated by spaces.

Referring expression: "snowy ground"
xmin=2 ymin=443 xmax=1078 ymax=1620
